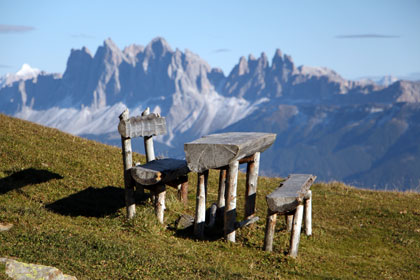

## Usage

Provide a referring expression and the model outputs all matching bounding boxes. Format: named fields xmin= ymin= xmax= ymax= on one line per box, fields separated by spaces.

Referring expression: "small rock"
xmin=175 ymin=214 xmax=194 ymax=230
xmin=1 ymin=258 xmax=77 ymax=280
xmin=0 ymin=223 xmax=13 ymax=232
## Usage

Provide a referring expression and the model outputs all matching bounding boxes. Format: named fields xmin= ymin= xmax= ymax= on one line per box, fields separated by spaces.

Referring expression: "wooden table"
xmin=184 ymin=132 xmax=276 ymax=242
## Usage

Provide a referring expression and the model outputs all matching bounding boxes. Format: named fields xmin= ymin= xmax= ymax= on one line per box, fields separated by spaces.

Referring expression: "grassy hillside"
xmin=1 ymin=114 xmax=419 ymax=279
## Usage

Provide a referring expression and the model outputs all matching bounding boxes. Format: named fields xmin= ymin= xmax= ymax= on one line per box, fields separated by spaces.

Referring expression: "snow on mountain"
xmin=1 ymin=64 xmax=41 ymax=88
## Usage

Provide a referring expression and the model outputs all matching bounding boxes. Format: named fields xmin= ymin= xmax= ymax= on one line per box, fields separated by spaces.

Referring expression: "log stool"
xmin=263 ymin=174 xmax=316 ymax=258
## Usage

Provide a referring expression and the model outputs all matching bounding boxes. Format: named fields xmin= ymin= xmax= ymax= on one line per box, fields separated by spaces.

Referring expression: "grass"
xmin=1 ymin=113 xmax=420 ymax=279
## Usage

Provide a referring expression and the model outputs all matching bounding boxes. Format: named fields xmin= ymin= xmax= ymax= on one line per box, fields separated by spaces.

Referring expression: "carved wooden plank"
xmin=130 ymin=159 xmax=189 ymax=186
xmin=266 ymin=174 xmax=316 ymax=214
xmin=184 ymin=132 xmax=276 ymax=172
xmin=118 ymin=111 xmax=167 ymax=138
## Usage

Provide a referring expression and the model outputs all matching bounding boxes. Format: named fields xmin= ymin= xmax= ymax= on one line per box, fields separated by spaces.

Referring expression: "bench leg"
xmin=177 ymin=182 xmax=188 ymax=206
xmin=125 ymin=181 xmax=136 ymax=219
xmin=194 ymin=170 xmax=208 ymax=239
xmin=245 ymin=152 xmax=260 ymax=220
xmin=225 ymin=160 xmax=239 ymax=242
xmin=135 ymin=182 xmax=145 ymax=198
xmin=264 ymin=211 xmax=277 ymax=251
xmin=289 ymin=203 xmax=304 ymax=258
xmin=304 ymin=190 xmax=312 ymax=236
xmin=154 ymin=184 xmax=166 ymax=224
xmin=285 ymin=213 xmax=294 ymax=232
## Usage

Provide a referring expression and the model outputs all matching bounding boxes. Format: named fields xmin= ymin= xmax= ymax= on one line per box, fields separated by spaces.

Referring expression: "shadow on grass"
xmin=46 ymin=186 xmax=149 ymax=218
xmin=0 ymin=168 xmax=63 ymax=195
xmin=170 ymin=209 xmax=226 ymax=241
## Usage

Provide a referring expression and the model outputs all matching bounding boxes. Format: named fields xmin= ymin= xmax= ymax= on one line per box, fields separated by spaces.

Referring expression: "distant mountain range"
xmin=1 ymin=37 xmax=419 ymax=191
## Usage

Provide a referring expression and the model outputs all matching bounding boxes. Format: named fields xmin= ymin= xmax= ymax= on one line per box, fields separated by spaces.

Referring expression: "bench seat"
xmin=131 ymin=159 xmax=190 ymax=186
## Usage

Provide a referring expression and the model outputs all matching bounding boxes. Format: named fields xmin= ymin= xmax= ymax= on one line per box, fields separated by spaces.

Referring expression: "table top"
xmin=184 ymin=132 xmax=276 ymax=172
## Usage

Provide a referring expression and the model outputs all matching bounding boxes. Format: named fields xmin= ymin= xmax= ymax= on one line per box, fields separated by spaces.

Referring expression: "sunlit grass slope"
xmin=1 ymin=114 xmax=419 ymax=279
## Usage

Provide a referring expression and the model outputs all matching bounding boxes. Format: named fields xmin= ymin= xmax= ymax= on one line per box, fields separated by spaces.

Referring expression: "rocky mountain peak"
xmin=238 ymin=56 xmax=249 ymax=75
xmin=92 ymin=38 xmax=125 ymax=67
xmin=145 ymin=37 xmax=173 ymax=58
xmin=271 ymin=49 xmax=295 ymax=74
xmin=273 ymin=48 xmax=283 ymax=59
xmin=248 ymin=54 xmax=256 ymax=61
xmin=123 ymin=44 xmax=144 ymax=63
xmin=81 ymin=46 xmax=93 ymax=57
xmin=259 ymin=52 xmax=269 ymax=68
xmin=63 ymin=47 xmax=93 ymax=79
xmin=103 ymin=38 xmax=119 ymax=51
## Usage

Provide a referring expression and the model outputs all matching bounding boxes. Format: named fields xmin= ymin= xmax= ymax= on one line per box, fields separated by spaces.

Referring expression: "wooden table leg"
xmin=224 ymin=160 xmax=239 ymax=242
xmin=217 ymin=168 xmax=227 ymax=210
xmin=194 ymin=170 xmax=208 ymax=239
xmin=245 ymin=152 xmax=260 ymax=220
xmin=264 ymin=211 xmax=277 ymax=252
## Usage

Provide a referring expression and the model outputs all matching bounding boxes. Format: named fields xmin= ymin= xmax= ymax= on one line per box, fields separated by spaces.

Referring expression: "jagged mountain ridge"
xmin=1 ymin=37 xmax=260 ymax=146
xmin=1 ymin=37 xmax=420 ymax=190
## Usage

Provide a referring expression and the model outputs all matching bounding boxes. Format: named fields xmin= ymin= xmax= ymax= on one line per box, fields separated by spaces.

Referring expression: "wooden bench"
xmin=263 ymin=174 xmax=316 ymax=258
xmin=118 ymin=108 xmax=189 ymax=223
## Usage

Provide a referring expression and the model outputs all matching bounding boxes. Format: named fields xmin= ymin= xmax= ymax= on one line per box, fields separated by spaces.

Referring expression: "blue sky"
xmin=1 ymin=0 xmax=419 ymax=80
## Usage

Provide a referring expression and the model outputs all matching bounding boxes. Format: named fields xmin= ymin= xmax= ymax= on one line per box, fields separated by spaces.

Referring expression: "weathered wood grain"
xmin=130 ymin=159 xmax=189 ymax=186
xmin=266 ymin=174 xmax=316 ymax=213
xmin=184 ymin=132 xmax=276 ymax=172
xmin=118 ymin=111 xmax=167 ymax=139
